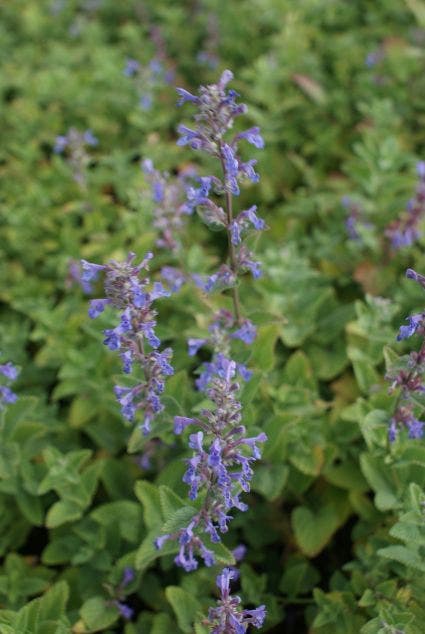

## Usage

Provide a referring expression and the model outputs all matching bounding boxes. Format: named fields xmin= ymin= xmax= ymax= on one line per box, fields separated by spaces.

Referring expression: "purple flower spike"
xmin=87 ymin=254 xmax=173 ymax=432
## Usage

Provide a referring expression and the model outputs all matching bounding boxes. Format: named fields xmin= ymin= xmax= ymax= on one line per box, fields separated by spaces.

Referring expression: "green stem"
xmin=218 ymin=142 xmax=242 ymax=325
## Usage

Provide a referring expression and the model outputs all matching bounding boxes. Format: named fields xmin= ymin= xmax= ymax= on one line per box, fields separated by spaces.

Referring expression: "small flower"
xmin=235 ymin=127 xmax=264 ymax=149
xmin=232 ymin=320 xmax=256 ymax=344
xmin=114 ymin=601 xmax=133 ymax=621
xmin=88 ymin=299 xmax=110 ymax=319
xmin=176 ymin=87 xmax=200 ymax=106
xmin=0 ymin=362 xmax=19 ymax=381
xmin=81 ymin=260 xmax=105 ymax=283
xmin=397 ymin=314 xmax=424 ymax=341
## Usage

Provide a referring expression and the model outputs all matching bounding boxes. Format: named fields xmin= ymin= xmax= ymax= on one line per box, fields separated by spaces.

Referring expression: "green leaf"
xmin=165 ymin=586 xmax=202 ymax=633
xmin=292 ymin=489 xmax=351 ymax=557
xmin=252 ymin=464 xmax=289 ymax=500
xmin=378 ymin=545 xmax=425 ymax=573
xmin=250 ymin=324 xmax=280 ymax=372
xmin=134 ymin=481 xmax=162 ymax=530
xmin=360 ymin=453 xmax=400 ymax=511
xmin=158 ymin=485 xmax=187 ymax=520
xmin=45 ymin=500 xmax=82 ymax=528
xmin=79 ymin=596 xmax=119 ymax=632
xmin=161 ymin=506 xmax=197 ymax=534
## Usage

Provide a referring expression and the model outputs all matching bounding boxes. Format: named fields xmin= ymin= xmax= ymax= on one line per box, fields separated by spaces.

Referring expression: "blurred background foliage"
xmin=1 ymin=0 xmax=425 ymax=632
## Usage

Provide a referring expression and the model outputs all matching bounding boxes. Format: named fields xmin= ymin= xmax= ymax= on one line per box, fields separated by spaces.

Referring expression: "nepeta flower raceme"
xmin=0 ymin=359 xmax=19 ymax=409
xmin=155 ymin=356 xmax=266 ymax=570
xmin=385 ymin=162 xmax=425 ymax=249
xmin=142 ymin=159 xmax=197 ymax=251
xmin=205 ymin=568 xmax=266 ymax=633
xmin=54 ymin=127 xmax=98 ymax=187
xmin=386 ymin=268 xmax=425 ymax=442
xmin=176 ymin=69 xmax=266 ymax=323
xmin=83 ymin=252 xmax=173 ymax=434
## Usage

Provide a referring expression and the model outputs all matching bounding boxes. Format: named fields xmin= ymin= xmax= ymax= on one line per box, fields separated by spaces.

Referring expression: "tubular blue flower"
xmin=176 ymin=87 xmax=200 ymax=106
xmin=397 ymin=313 xmax=424 ymax=341
xmin=235 ymin=127 xmax=265 ymax=149
xmin=113 ymin=601 xmax=133 ymax=621
xmin=231 ymin=320 xmax=256 ymax=344
xmin=0 ymin=362 xmax=19 ymax=381
xmin=81 ymin=260 xmax=105 ymax=283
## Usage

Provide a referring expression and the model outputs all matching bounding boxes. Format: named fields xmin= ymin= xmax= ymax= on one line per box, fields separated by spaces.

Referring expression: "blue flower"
xmin=81 ymin=260 xmax=105 ymax=283
xmin=236 ymin=126 xmax=265 ymax=149
xmin=88 ymin=298 xmax=109 ymax=319
xmin=176 ymin=87 xmax=200 ymax=106
xmin=397 ymin=313 xmax=423 ymax=341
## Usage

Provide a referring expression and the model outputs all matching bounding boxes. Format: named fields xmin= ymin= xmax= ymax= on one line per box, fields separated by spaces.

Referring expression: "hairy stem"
xmin=218 ymin=142 xmax=242 ymax=325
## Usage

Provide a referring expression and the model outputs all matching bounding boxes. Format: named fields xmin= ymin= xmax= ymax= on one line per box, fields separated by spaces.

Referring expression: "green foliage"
xmin=1 ymin=0 xmax=425 ymax=632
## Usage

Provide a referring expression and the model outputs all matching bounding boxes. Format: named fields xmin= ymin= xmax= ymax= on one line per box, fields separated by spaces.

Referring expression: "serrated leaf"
xmin=165 ymin=586 xmax=202 ymax=633
xmin=134 ymin=481 xmax=162 ymax=529
xmin=378 ymin=545 xmax=425 ymax=572
xmin=161 ymin=506 xmax=197 ymax=534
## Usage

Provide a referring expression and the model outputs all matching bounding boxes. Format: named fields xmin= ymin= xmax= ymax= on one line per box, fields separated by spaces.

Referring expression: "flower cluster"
xmin=205 ymin=568 xmax=266 ymax=633
xmin=387 ymin=268 xmax=425 ymax=441
xmin=176 ymin=69 xmax=266 ymax=323
xmin=123 ymin=57 xmax=174 ymax=110
xmin=142 ymin=159 xmax=197 ymax=251
xmin=54 ymin=127 xmax=98 ymax=187
xmin=386 ymin=162 xmax=425 ymax=249
xmin=82 ymin=252 xmax=173 ymax=434
xmin=189 ymin=310 xmax=255 ymax=390
xmin=155 ymin=356 xmax=266 ymax=570
xmin=0 ymin=359 xmax=19 ymax=410
xmin=155 ymin=75 xmax=268 ymax=619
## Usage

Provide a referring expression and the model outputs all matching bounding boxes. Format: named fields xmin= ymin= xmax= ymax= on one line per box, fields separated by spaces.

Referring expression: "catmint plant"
xmin=386 ymin=268 xmax=425 ymax=441
xmin=154 ymin=69 xmax=267 ymax=626
xmin=385 ymin=162 xmax=425 ymax=249
xmin=82 ymin=252 xmax=173 ymax=434
xmin=0 ymin=358 xmax=19 ymax=410
xmin=54 ymin=127 xmax=98 ymax=187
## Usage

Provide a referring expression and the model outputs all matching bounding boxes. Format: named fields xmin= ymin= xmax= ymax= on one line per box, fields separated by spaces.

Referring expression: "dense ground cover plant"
xmin=1 ymin=0 xmax=425 ymax=632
